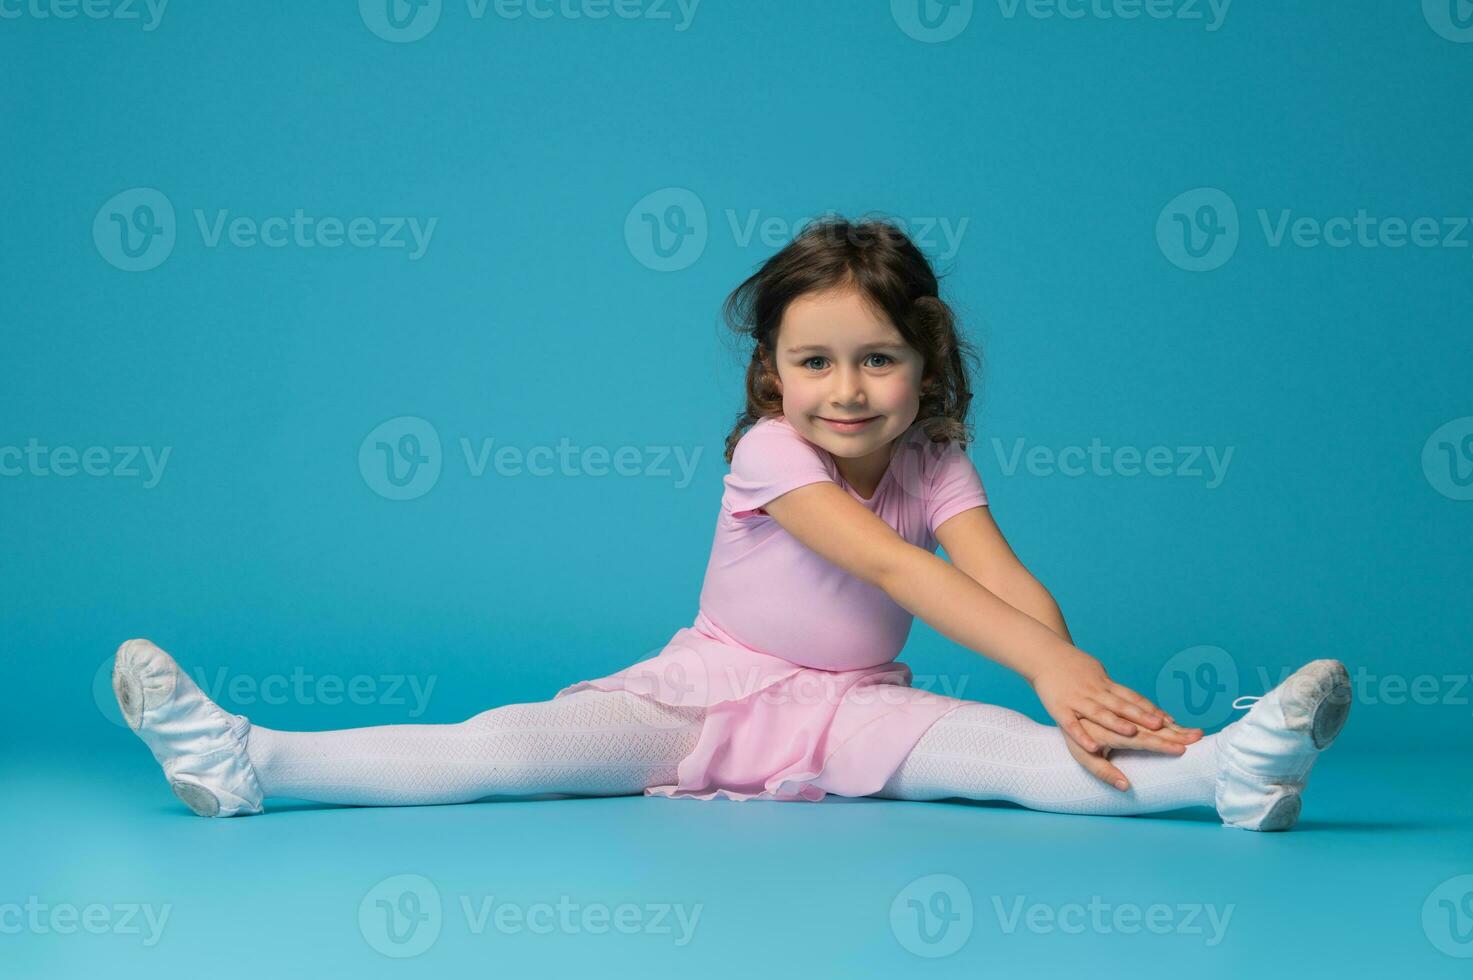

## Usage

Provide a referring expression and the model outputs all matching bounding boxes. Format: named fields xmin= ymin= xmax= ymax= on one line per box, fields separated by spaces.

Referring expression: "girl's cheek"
xmin=878 ymin=377 xmax=922 ymax=408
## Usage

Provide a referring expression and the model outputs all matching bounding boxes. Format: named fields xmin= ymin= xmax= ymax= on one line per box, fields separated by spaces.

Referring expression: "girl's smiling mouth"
xmin=818 ymin=415 xmax=880 ymax=433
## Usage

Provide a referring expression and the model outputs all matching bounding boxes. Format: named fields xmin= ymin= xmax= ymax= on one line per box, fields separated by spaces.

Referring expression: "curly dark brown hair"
xmin=720 ymin=214 xmax=982 ymax=463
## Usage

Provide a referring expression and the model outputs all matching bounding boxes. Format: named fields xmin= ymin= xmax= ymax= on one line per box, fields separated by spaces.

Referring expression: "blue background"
xmin=4 ymin=2 xmax=1471 ymax=978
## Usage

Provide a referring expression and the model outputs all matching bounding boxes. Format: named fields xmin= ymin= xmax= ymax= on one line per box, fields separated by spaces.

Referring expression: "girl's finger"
xmin=1110 ymin=684 xmax=1172 ymax=722
xmin=1113 ymin=716 xmax=1198 ymax=744
xmin=1119 ymin=731 xmax=1186 ymax=755
xmin=1080 ymin=717 xmax=1185 ymax=755
xmin=1148 ymin=726 xmax=1200 ymax=745
xmin=1060 ymin=725 xmax=1125 ymax=789
xmin=1110 ymin=683 xmax=1190 ymax=728
xmin=1061 ymin=715 xmax=1100 ymax=754
xmin=1110 ymin=682 xmax=1165 ymax=713
xmin=1075 ymin=745 xmax=1131 ymax=791
xmin=1093 ymin=689 xmax=1165 ymax=729
xmin=1079 ymin=699 xmax=1139 ymax=737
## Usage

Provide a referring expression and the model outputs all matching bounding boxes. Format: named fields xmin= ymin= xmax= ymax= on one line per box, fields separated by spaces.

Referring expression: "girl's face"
xmin=770 ymin=284 xmax=925 ymax=471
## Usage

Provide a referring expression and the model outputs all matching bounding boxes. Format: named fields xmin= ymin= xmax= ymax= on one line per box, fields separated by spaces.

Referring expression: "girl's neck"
xmin=832 ymin=434 xmax=902 ymax=501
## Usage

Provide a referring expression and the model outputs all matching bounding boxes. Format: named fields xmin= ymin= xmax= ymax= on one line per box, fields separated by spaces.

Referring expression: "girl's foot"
xmin=112 ymin=638 xmax=264 ymax=817
xmin=1213 ymin=658 xmax=1351 ymax=831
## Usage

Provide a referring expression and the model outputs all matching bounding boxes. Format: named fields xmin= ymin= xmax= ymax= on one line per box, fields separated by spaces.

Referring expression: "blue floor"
xmin=7 ymin=745 xmax=1471 ymax=978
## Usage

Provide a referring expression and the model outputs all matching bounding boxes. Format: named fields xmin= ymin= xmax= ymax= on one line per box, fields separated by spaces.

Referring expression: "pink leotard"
xmin=556 ymin=413 xmax=990 ymax=801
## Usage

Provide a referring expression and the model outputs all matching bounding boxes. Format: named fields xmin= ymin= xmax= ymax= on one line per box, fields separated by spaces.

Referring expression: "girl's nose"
xmin=833 ymin=367 xmax=866 ymax=405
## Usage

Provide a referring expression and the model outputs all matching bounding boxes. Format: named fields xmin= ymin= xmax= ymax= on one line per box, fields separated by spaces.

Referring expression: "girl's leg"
xmin=873 ymin=659 xmax=1350 ymax=831
xmin=113 ymin=638 xmax=704 ymax=817
xmin=245 ymin=688 xmax=705 ymax=807
xmin=872 ymin=700 xmax=1222 ymax=816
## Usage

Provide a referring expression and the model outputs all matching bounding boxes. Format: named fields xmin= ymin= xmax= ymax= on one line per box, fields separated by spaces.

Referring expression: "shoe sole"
xmin=1255 ymin=789 xmax=1302 ymax=831
xmin=170 ymin=778 xmax=223 ymax=817
xmin=112 ymin=638 xmax=175 ymax=733
xmin=111 ymin=638 xmax=261 ymax=819
xmin=1311 ymin=664 xmax=1351 ymax=749
xmin=1254 ymin=660 xmax=1348 ymax=831
xmin=1285 ymin=659 xmax=1351 ymax=750
xmin=113 ymin=661 xmax=144 ymax=731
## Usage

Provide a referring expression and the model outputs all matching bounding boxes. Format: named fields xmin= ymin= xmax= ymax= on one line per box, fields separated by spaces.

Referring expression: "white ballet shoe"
xmin=112 ymin=638 xmax=265 ymax=817
xmin=1213 ymin=658 xmax=1351 ymax=831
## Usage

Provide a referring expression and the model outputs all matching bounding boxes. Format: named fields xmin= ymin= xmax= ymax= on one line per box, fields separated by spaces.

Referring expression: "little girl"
xmin=113 ymin=217 xmax=1350 ymax=831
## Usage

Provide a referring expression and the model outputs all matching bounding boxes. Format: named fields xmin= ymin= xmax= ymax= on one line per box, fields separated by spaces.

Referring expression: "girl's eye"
xmin=800 ymin=354 xmax=894 ymax=371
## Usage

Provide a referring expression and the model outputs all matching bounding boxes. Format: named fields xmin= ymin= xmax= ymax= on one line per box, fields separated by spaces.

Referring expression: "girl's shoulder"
xmin=723 ymin=415 xmax=837 ymax=518
xmin=731 ymin=413 xmax=821 ymax=459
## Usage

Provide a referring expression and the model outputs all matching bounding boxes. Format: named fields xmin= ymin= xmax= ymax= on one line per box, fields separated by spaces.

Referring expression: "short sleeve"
xmin=925 ymin=439 xmax=989 ymax=536
xmin=724 ymin=419 xmax=836 ymax=519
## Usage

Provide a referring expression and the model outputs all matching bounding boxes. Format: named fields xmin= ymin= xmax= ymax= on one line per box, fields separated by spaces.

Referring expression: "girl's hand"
xmin=1029 ymin=646 xmax=1195 ymax=754
xmin=1064 ymin=716 xmax=1205 ymax=791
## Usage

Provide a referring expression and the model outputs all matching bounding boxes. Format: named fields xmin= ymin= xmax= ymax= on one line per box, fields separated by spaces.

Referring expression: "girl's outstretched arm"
xmin=933 ymin=505 xmax=1074 ymax=645
xmin=762 ymin=482 xmax=1198 ymax=762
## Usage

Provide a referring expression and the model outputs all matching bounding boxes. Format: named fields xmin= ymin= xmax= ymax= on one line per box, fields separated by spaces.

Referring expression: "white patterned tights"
xmin=245 ymin=691 xmax=1221 ymax=816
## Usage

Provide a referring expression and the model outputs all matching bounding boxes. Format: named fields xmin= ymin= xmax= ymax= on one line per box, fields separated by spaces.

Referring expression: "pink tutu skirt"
xmin=554 ymin=620 xmax=968 ymax=802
